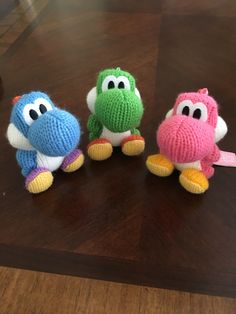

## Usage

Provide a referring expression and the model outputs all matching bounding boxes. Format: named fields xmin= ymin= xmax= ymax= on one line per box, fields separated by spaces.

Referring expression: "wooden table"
xmin=0 ymin=0 xmax=236 ymax=298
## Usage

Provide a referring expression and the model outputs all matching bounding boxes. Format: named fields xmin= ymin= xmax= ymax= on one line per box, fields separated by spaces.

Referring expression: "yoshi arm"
xmin=86 ymin=67 xmax=145 ymax=161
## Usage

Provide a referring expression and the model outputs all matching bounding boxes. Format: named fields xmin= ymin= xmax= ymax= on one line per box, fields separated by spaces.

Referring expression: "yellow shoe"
xmin=62 ymin=149 xmax=84 ymax=173
xmin=146 ymin=154 xmax=174 ymax=177
xmin=87 ymin=138 xmax=113 ymax=161
xmin=121 ymin=135 xmax=145 ymax=156
xmin=179 ymin=168 xmax=209 ymax=194
xmin=26 ymin=168 xmax=53 ymax=194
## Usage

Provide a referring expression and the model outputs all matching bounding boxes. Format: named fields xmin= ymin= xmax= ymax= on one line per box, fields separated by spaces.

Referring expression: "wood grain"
xmin=163 ymin=0 xmax=236 ymax=16
xmin=0 ymin=0 xmax=236 ymax=297
xmin=0 ymin=266 xmax=235 ymax=314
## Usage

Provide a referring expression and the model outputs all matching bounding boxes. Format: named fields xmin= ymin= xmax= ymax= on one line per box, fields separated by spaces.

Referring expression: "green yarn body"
xmin=87 ymin=68 xmax=144 ymax=141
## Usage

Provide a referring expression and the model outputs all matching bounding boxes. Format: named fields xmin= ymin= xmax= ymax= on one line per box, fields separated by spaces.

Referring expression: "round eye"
xmin=29 ymin=109 xmax=38 ymax=120
xmin=182 ymin=106 xmax=190 ymax=116
xmin=117 ymin=76 xmax=131 ymax=90
xmin=108 ymin=81 xmax=115 ymax=89
xmin=22 ymin=98 xmax=53 ymax=126
xmin=176 ymin=100 xmax=193 ymax=116
xmin=34 ymin=97 xmax=53 ymax=113
xmin=192 ymin=102 xmax=208 ymax=121
xmin=23 ymin=103 xmax=41 ymax=125
xmin=193 ymin=108 xmax=201 ymax=119
xmin=39 ymin=104 xmax=47 ymax=114
xmin=118 ymin=81 xmax=125 ymax=89
xmin=101 ymin=75 xmax=117 ymax=92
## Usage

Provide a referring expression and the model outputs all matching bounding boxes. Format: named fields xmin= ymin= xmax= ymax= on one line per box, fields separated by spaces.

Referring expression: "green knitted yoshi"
xmin=86 ymin=67 xmax=145 ymax=160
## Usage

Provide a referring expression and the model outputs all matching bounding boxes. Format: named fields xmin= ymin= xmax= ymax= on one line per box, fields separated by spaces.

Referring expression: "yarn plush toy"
xmin=146 ymin=88 xmax=232 ymax=194
xmin=7 ymin=91 xmax=84 ymax=193
xmin=86 ymin=67 xmax=145 ymax=160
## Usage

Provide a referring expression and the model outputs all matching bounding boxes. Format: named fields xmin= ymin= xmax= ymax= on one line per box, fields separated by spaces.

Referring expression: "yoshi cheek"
xmin=95 ymin=89 xmax=143 ymax=132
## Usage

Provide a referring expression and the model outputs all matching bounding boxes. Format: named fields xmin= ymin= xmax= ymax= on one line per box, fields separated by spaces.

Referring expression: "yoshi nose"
xmin=157 ymin=115 xmax=215 ymax=163
xmin=28 ymin=108 xmax=80 ymax=156
xmin=95 ymin=89 xmax=143 ymax=132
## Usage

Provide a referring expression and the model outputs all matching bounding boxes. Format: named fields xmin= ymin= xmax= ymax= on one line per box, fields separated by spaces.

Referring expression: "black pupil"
xmin=29 ymin=109 xmax=38 ymax=120
xmin=39 ymin=104 xmax=47 ymax=114
xmin=193 ymin=108 xmax=201 ymax=119
xmin=182 ymin=106 xmax=190 ymax=116
xmin=108 ymin=81 xmax=115 ymax=89
xmin=118 ymin=81 xmax=125 ymax=89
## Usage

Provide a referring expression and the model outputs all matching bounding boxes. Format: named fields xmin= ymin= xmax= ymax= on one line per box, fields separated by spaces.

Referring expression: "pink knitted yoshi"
xmin=146 ymin=88 xmax=234 ymax=194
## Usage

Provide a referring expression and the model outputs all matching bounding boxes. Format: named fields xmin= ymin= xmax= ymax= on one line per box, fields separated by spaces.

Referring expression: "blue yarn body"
xmin=10 ymin=91 xmax=81 ymax=177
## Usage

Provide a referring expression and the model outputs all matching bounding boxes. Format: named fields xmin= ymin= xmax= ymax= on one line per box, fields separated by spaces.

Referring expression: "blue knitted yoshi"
xmin=7 ymin=91 xmax=84 ymax=193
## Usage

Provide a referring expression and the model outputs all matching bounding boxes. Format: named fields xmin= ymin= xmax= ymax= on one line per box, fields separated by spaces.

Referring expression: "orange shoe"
xmin=179 ymin=168 xmax=209 ymax=194
xmin=121 ymin=135 xmax=145 ymax=156
xmin=87 ymin=138 xmax=113 ymax=161
xmin=146 ymin=154 xmax=174 ymax=177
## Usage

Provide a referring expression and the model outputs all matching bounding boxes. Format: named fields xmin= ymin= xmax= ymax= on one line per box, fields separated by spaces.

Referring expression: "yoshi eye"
xmin=176 ymin=100 xmax=192 ymax=116
xmin=192 ymin=102 xmax=208 ymax=121
xmin=176 ymin=100 xmax=208 ymax=122
xmin=34 ymin=98 xmax=53 ymax=114
xmin=23 ymin=103 xmax=41 ymax=125
xmin=101 ymin=75 xmax=117 ymax=92
xmin=23 ymin=98 xmax=53 ymax=126
xmin=117 ymin=76 xmax=131 ymax=90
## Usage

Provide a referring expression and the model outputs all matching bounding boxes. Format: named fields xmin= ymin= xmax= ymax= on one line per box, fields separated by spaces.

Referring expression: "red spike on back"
xmin=197 ymin=88 xmax=208 ymax=95
xmin=12 ymin=96 xmax=21 ymax=105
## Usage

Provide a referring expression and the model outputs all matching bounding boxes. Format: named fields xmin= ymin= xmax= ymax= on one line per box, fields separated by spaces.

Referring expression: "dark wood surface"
xmin=0 ymin=0 xmax=236 ymax=297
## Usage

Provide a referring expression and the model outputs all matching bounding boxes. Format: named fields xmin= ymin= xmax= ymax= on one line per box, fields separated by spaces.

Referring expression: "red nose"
xmin=157 ymin=115 xmax=215 ymax=163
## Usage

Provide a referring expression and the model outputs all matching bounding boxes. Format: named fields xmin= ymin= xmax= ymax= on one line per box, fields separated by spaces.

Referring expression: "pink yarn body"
xmin=157 ymin=89 xmax=220 ymax=178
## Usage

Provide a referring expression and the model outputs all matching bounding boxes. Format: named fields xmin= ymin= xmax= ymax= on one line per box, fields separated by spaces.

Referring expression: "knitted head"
xmin=7 ymin=91 xmax=80 ymax=156
xmin=87 ymin=67 xmax=143 ymax=132
xmin=157 ymin=89 xmax=221 ymax=163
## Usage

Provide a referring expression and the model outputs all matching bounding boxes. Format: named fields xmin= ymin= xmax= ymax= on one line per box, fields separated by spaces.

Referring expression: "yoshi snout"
xmin=28 ymin=108 xmax=80 ymax=156
xmin=95 ymin=89 xmax=143 ymax=132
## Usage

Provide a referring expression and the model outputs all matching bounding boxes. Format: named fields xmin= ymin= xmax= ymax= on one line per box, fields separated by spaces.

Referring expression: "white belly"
xmin=175 ymin=160 xmax=202 ymax=172
xmin=37 ymin=152 xmax=64 ymax=172
xmin=100 ymin=127 xmax=131 ymax=146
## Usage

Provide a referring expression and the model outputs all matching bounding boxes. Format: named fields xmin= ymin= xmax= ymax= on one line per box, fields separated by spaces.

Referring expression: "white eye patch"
xmin=23 ymin=98 xmax=53 ymax=125
xmin=192 ymin=102 xmax=208 ymax=122
xmin=101 ymin=75 xmax=117 ymax=92
xmin=176 ymin=100 xmax=208 ymax=121
xmin=23 ymin=103 xmax=41 ymax=126
xmin=34 ymin=98 xmax=53 ymax=113
xmin=101 ymin=75 xmax=133 ymax=92
xmin=176 ymin=100 xmax=192 ymax=116
xmin=117 ymin=76 xmax=131 ymax=90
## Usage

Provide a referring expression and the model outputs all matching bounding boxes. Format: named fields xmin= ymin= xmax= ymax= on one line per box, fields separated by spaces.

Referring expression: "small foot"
xmin=121 ymin=135 xmax=145 ymax=156
xmin=61 ymin=149 xmax=84 ymax=173
xmin=26 ymin=168 xmax=53 ymax=194
xmin=179 ymin=168 xmax=209 ymax=194
xmin=87 ymin=138 xmax=113 ymax=161
xmin=146 ymin=154 xmax=174 ymax=177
